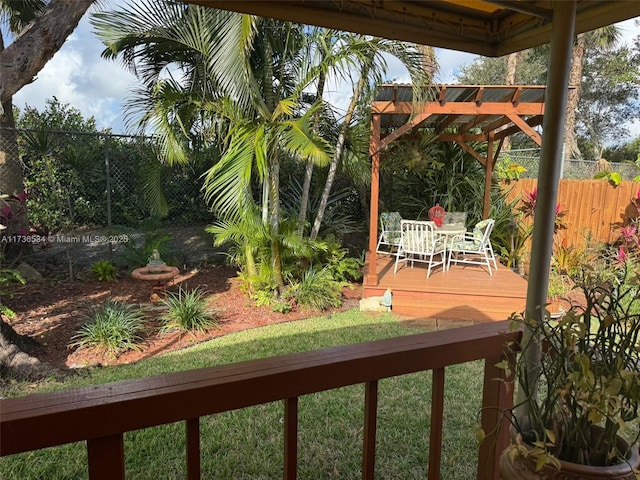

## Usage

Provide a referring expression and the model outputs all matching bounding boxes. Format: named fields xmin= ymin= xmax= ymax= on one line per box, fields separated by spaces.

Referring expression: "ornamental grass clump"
xmin=70 ymin=300 xmax=145 ymax=354
xmin=505 ymin=256 xmax=640 ymax=468
xmin=160 ymin=287 xmax=218 ymax=333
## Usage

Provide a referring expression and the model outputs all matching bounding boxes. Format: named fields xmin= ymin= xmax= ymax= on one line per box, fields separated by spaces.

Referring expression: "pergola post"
xmin=367 ymin=113 xmax=382 ymax=285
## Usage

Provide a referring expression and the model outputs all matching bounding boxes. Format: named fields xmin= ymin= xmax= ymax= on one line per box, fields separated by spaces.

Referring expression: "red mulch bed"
xmin=5 ymin=266 xmax=362 ymax=370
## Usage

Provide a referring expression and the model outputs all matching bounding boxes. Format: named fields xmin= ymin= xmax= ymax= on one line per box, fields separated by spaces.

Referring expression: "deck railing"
xmin=1 ymin=320 xmax=520 ymax=480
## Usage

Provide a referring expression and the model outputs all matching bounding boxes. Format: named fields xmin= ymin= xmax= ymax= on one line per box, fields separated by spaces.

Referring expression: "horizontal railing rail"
xmin=1 ymin=320 xmax=520 ymax=480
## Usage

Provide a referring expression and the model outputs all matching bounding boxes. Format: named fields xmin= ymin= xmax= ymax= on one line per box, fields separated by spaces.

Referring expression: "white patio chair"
xmin=447 ymin=218 xmax=498 ymax=275
xmin=394 ymin=220 xmax=445 ymax=278
xmin=376 ymin=211 xmax=402 ymax=255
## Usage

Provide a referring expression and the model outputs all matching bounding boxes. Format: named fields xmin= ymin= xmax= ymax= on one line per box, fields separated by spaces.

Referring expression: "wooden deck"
xmin=363 ymin=253 xmax=528 ymax=321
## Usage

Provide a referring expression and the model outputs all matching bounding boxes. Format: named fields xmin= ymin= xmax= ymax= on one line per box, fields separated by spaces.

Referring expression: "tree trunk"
xmin=563 ymin=34 xmax=587 ymax=167
xmin=268 ymin=156 xmax=284 ymax=290
xmin=297 ymin=69 xmax=327 ymax=236
xmin=262 ymin=38 xmax=285 ymax=291
xmin=0 ymin=96 xmax=30 ymax=253
xmin=310 ymin=69 xmax=367 ymax=240
xmin=0 ymin=315 xmax=58 ymax=381
xmin=1 ymin=0 xmax=94 ymax=244
xmin=0 ymin=0 xmax=95 ymax=105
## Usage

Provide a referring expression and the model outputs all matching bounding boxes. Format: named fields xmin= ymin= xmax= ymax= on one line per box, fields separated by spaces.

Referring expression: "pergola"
xmin=191 ymin=0 xmax=640 ymax=326
xmin=367 ymin=83 xmax=546 ymax=284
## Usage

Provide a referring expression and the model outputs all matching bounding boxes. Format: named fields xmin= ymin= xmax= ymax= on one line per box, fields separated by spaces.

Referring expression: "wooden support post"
xmin=186 ymin=418 xmax=201 ymax=480
xmin=87 ymin=434 xmax=125 ymax=480
xmin=284 ymin=397 xmax=298 ymax=480
xmin=362 ymin=380 xmax=378 ymax=480
xmin=477 ymin=354 xmax=516 ymax=480
xmin=367 ymin=114 xmax=382 ymax=285
xmin=428 ymin=367 xmax=445 ymax=480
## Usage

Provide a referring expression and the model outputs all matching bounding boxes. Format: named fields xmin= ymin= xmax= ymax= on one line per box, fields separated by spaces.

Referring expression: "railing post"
xmin=428 ymin=367 xmax=445 ymax=480
xmin=284 ymin=397 xmax=298 ymax=480
xmin=362 ymin=380 xmax=378 ymax=480
xmin=87 ymin=434 xmax=125 ymax=480
xmin=186 ymin=418 xmax=201 ymax=480
xmin=477 ymin=353 xmax=515 ymax=480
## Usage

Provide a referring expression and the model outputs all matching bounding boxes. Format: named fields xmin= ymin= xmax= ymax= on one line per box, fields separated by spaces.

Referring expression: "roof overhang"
xmin=183 ymin=1 xmax=640 ymax=56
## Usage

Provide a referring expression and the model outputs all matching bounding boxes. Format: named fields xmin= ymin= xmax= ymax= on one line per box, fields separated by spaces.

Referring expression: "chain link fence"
xmin=0 ymin=127 xmax=211 ymax=230
xmin=498 ymin=148 xmax=640 ymax=180
xmin=1 ymin=127 xmax=217 ymax=278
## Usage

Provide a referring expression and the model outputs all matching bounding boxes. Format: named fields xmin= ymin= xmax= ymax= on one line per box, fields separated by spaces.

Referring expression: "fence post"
xmin=104 ymin=134 xmax=113 ymax=259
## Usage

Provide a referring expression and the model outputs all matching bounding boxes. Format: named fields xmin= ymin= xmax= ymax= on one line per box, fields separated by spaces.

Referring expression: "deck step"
xmin=363 ymin=255 xmax=527 ymax=321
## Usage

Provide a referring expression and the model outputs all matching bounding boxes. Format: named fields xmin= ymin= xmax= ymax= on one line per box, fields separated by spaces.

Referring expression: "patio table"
xmin=435 ymin=225 xmax=466 ymax=271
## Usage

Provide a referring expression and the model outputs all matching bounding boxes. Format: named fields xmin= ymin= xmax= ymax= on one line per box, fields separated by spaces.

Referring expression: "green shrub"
xmin=160 ymin=287 xmax=218 ymax=333
xmin=91 ymin=260 xmax=117 ymax=281
xmin=318 ymin=235 xmax=363 ymax=282
xmin=291 ymin=267 xmax=344 ymax=310
xmin=70 ymin=300 xmax=145 ymax=354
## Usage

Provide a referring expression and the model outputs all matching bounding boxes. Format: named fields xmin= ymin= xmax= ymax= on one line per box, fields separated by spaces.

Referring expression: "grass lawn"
xmin=0 ymin=310 xmax=485 ymax=480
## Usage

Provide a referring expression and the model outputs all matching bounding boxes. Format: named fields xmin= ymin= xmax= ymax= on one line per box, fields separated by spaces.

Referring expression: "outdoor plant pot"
xmin=499 ymin=432 xmax=640 ymax=480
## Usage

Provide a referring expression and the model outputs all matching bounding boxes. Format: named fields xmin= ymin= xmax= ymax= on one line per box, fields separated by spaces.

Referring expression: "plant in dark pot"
xmin=499 ymin=255 xmax=640 ymax=479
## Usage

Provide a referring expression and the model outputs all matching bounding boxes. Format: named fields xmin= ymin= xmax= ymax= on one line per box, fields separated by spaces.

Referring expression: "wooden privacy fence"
xmin=504 ymin=179 xmax=640 ymax=250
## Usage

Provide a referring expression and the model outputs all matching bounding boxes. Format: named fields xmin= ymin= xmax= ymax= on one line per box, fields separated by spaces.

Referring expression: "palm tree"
xmin=94 ymin=2 xmax=332 ymax=292
xmin=309 ymin=37 xmax=435 ymax=240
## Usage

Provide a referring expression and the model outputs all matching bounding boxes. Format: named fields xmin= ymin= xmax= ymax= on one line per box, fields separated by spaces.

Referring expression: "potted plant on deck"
xmin=498 ymin=255 xmax=640 ymax=479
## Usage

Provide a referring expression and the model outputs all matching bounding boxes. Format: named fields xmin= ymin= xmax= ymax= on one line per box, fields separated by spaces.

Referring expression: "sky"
xmin=10 ymin=10 xmax=640 ymax=141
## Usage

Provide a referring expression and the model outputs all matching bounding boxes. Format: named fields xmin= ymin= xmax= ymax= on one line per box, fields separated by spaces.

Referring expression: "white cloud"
xmin=434 ymin=49 xmax=477 ymax=84
xmin=13 ymin=12 xmax=137 ymax=133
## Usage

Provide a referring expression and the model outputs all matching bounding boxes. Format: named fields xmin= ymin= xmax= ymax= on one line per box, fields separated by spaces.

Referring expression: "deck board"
xmin=363 ymin=254 xmax=528 ymax=321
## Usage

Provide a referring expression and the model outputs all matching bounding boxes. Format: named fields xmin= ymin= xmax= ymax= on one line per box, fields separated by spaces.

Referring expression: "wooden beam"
xmin=371 ymin=101 xmax=544 ymax=116
xmin=438 ymin=86 xmax=447 ymax=106
xmin=434 ymin=114 xmax=458 ymax=133
xmin=457 ymin=141 xmax=487 ymax=167
xmin=187 ymin=1 xmax=498 ymax=56
xmin=506 ymin=114 xmax=542 ymax=146
xmin=493 ymin=137 xmax=505 ymax=165
xmin=511 ymin=86 xmax=523 ymax=105
xmin=482 ymin=116 xmax=517 ymax=135
xmin=485 ymin=0 xmax=553 ymax=19
xmin=460 ymin=114 xmax=491 ymax=133
xmin=475 ymin=86 xmax=485 ymax=106
xmin=376 ymin=112 xmax=434 ymax=153
xmin=439 ymin=133 xmax=486 ymax=142
xmin=494 ymin=115 xmax=543 ymax=140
